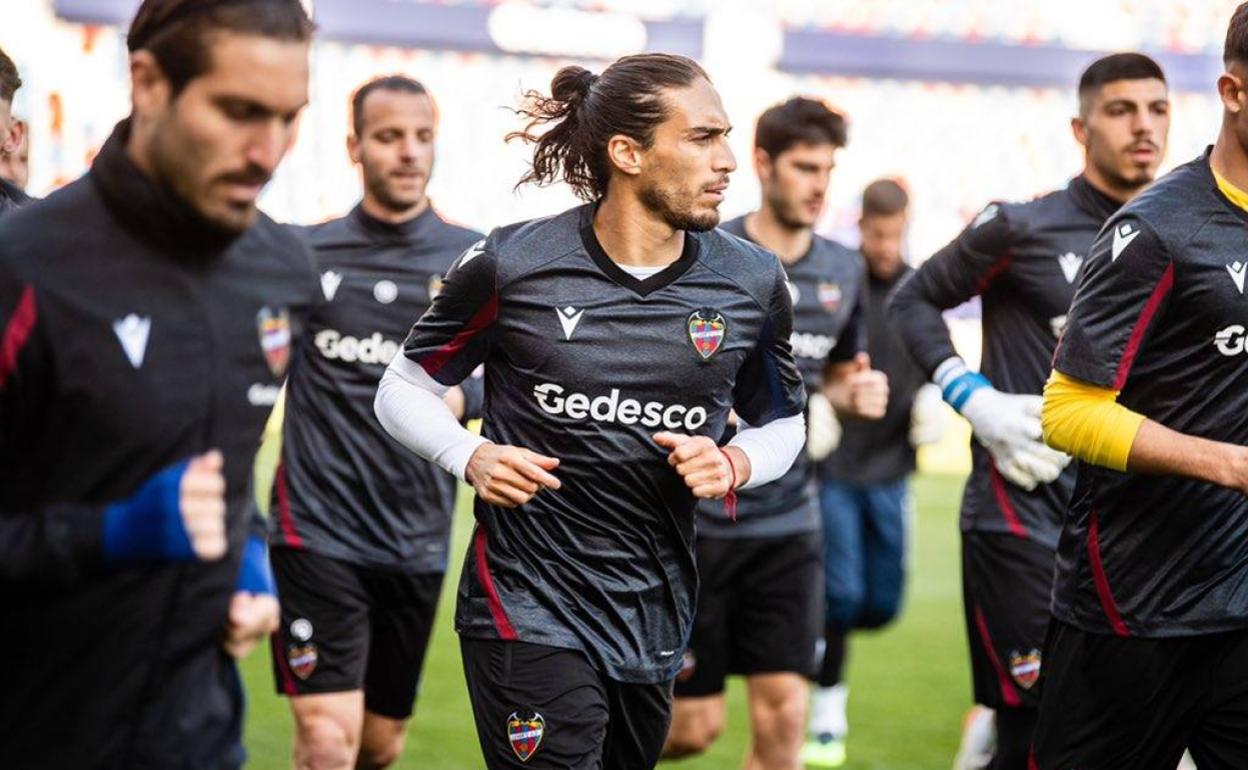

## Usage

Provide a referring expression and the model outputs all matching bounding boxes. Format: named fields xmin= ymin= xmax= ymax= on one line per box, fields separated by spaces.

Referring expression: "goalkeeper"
xmin=888 ymin=51 xmax=1171 ymax=770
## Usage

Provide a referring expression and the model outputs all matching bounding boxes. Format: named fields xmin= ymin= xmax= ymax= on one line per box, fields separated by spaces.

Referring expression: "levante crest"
xmin=1009 ymin=649 xmax=1041 ymax=690
xmin=687 ymin=308 xmax=727 ymax=360
xmin=507 ymin=711 xmax=545 ymax=762
xmin=257 ymin=306 xmax=292 ymax=378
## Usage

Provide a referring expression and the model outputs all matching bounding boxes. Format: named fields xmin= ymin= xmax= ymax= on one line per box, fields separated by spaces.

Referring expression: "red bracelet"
xmin=719 ymin=448 xmax=738 ymax=522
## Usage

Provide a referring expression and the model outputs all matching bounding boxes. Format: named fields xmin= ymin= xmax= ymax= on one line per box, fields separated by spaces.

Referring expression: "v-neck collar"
xmin=578 ymin=206 xmax=700 ymax=297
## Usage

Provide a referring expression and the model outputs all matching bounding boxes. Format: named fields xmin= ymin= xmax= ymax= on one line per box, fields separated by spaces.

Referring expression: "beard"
xmin=766 ymin=186 xmax=816 ymax=230
xmin=638 ymin=179 xmax=720 ymax=232
xmin=149 ymin=116 xmax=263 ymax=234
xmin=363 ymin=162 xmax=427 ymax=215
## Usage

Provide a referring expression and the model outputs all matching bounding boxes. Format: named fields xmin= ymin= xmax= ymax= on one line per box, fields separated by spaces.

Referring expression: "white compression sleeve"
xmin=728 ymin=412 xmax=807 ymax=490
xmin=374 ymin=355 xmax=490 ymax=482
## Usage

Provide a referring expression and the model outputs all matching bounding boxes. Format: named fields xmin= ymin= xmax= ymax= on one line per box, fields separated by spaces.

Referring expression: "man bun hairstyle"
xmin=508 ymin=53 xmax=709 ymax=202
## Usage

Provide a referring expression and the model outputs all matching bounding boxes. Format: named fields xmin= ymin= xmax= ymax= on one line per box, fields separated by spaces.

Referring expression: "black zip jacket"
xmin=0 ymin=120 xmax=318 ymax=769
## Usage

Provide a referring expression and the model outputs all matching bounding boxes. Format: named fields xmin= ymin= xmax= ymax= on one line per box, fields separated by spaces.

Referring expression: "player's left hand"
xmin=222 ymin=591 xmax=280 ymax=659
xmin=653 ymin=433 xmax=749 ymax=499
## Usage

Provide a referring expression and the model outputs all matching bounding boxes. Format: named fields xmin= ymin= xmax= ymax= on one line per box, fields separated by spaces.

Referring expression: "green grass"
xmin=240 ymin=474 xmax=971 ymax=769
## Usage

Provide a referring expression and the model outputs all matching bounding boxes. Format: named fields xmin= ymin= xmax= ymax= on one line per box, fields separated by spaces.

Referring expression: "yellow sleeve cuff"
xmin=1041 ymin=371 xmax=1145 ymax=472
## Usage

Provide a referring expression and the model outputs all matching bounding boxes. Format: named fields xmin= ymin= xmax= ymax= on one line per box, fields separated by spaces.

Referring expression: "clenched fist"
xmin=653 ymin=432 xmax=750 ymax=499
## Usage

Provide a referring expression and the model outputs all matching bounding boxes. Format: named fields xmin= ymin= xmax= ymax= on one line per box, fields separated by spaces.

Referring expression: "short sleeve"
xmin=1053 ymin=217 xmax=1174 ymax=389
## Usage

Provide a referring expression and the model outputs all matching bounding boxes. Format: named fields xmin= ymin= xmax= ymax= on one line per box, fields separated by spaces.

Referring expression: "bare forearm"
xmin=1127 ymin=419 xmax=1248 ymax=491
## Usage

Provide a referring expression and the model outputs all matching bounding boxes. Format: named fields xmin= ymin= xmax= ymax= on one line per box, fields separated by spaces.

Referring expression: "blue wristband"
xmin=237 ymin=535 xmax=276 ymax=595
xmin=941 ymin=370 xmax=992 ymax=413
xmin=102 ymin=460 xmax=195 ymax=564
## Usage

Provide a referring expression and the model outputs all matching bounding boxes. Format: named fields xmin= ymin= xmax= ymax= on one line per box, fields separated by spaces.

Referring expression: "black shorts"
xmin=269 ymin=547 xmax=443 ymax=719
xmin=1033 ymin=619 xmax=1248 ymax=770
xmin=962 ymin=531 xmax=1053 ymax=711
xmin=674 ymin=530 xmax=823 ymax=698
xmin=460 ymin=637 xmax=673 ymax=770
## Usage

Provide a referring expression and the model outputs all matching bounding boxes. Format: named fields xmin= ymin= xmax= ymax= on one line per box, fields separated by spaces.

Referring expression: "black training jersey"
xmin=822 ymin=264 xmax=929 ymax=484
xmin=401 ymin=204 xmax=806 ymax=684
xmin=1052 ymin=151 xmax=1248 ymax=638
xmin=890 ymin=175 xmax=1120 ymax=548
xmin=697 ymin=215 xmax=864 ymax=539
xmin=0 ymin=177 xmax=30 ymax=217
xmin=0 ymin=122 xmax=318 ymax=768
xmin=270 ymin=205 xmax=482 ymax=573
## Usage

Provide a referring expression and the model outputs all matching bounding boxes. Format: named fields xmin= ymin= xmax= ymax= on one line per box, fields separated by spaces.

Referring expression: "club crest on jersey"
xmin=257 ymin=307 xmax=292 ymax=378
xmin=1009 ymin=649 xmax=1041 ymax=690
xmin=687 ymin=309 xmax=727 ymax=360
xmin=507 ymin=711 xmax=545 ymax=762
xmin=428 ymin=274 xmax=444 ymax=301
xmin=818 ymin=282 xmax=842 ymax=312
xmin=288 ymin=643 xmax=318 ymax=680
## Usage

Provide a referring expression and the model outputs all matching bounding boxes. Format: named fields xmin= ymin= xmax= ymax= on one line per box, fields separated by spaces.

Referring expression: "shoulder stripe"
xmin=0 ymin=285 xmax=37 ymax=389
xmin=1114 ymin=261 xmax=1174 ymax=390
xmin=418 ymin=293 xmax=499 ymax=378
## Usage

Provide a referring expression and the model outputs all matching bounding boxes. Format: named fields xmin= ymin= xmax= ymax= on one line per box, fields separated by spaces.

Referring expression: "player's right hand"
xmin=961 ymin=389 xmax=1071 ymax=491
xmin=465 ymin=443 xmax=561 ymax=508
xmin=181 ymin=450 xmax=228 ymax=560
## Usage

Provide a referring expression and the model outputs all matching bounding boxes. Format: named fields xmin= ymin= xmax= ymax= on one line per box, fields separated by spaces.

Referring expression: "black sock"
xmin=817 ymin=627 xmax=847 ymax=688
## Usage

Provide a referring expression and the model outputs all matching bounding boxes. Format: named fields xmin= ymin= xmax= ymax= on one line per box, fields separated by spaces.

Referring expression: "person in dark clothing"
xmin=890 ymin=53 xmax=1170 ymax=770
xmin=661 ymin=97 xmax=888 ymax=770
xmin=375 ymin=54 xmax=807 ymax=770
xmin=269 ymin=74 xmax=484 ymax=770
xmin=0 ymin=2 xmax=318 ymax=768
xmin=805 ymin=178 xmax=944 ymax=766
xmin=1035 ymin=6 xmax=1248 ymax=768
xmin=0 ymin=45 xmax=30 ymax=213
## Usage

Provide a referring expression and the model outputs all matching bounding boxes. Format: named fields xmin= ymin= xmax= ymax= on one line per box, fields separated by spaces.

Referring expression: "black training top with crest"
xmin=400 ymin=204 xmax=806 ymax=683
xmin=270 ymin=205 xmax=483 ymax=573
xmin=697 ymin=215 xmax=865 ymax=539
xmin=891 ymin=175 xmax=1121 ymax=548
xmin=1053 ymin=151 xmax=1248 ymax=638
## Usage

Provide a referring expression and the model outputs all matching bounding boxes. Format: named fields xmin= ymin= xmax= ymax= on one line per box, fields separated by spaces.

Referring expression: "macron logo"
xmin=1229 ymin=261 xmax=1247 ymax=295
xmin=971 ymin=204 xmax=998 ymax=229
xmin=1058 ymin=252 xmax=1084 ymax=284
xmin=1111 ymin=222 xmax=1140 ymax=262
xmin=320 ymin=271 xmax=343 ymax=301
xmin=556 ymin=306 xmax=584 ymax=340
xmin=113 ymin=314 xmax=151 ymax=369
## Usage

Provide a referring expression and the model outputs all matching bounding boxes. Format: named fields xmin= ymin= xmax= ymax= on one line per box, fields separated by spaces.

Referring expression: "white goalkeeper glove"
xmin=806 ymin=391 xmax=841 ymax=461
xmin=935 ymin=358 xmax=1070 ymax=491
